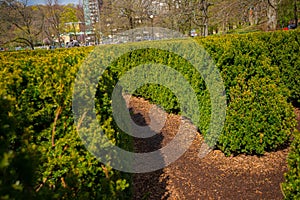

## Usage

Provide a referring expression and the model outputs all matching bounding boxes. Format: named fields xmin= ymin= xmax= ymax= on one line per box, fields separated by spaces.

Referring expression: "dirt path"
xmin=128 ymin=96 xmax=290 ymax=200
xmin=295 ymin=108 xmax=300 ymax=131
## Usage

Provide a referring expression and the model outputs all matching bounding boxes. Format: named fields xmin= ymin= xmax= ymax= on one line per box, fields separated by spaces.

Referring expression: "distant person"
xmin=66 ymin=41 xmax=71 ymax=48
xmin=73 ymin=40 xmax=80 ymax=47
xmin=70 ymin=40 xmax=74 ymax=48
xmin=66 ymin=40 xmax=79 ymax=48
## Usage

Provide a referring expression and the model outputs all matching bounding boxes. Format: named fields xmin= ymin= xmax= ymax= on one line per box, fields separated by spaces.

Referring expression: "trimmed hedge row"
xmin=257 ymin=31 xmax=300 ymax=104
xmin=196 ymin=31 xmax=298 ymax=155
xmin=198 ymin=30 xmax=300 ymax=104
xmin=0 ymin=48 xmax=131 ymax=199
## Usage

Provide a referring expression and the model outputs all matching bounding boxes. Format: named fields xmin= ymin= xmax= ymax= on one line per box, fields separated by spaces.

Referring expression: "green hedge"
xmin=98 ymin=34 xmax=297 ymax=156
xmin=218 ymin=75 xmax=295 ymax=155
xmin=282 ymin=131 xmax=300 ymax=199
xmin=0 ymin=48 xmax=131 ymax=199
xmin=196 ymin=31 xmax=297 ymax=155
xmin=257 ymin=30 xmax=300 ymax=103
xmin=199 ymin=30 xmax=300 ymax=104
xmin=105 ymin=47 xmax=210 ymax=134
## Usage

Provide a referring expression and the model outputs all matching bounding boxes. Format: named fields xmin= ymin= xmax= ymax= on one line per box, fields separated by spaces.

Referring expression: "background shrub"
xmin=197 ymin=32 xmax=296 ymax=155
xmin=249 ymin=30 xmax=300 ymax=104
xmin=218 ymin=75 xmax=296 ymax=155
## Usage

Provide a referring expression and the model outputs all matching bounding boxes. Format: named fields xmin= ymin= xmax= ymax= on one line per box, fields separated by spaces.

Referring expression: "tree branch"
xmin=52 ymin=106 xmax=62 ymax=147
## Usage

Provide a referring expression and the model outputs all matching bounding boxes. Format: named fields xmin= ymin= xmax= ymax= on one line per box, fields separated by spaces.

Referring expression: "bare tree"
xmin=155 ymin=0 xmax=181 ymax=31
xmin=210 ymin=0 xmax=244 ymax=33
xmin=43 ymin=0 xmax=64 ymax=46
xmin=157 ymin=0 xmax=209 ymax=36
xmin=0 ymin=0 xmax=44 ymax=49
xmin=97 ymin=0 xmax=222 ymax=37
xmin=199 ymin=0 xmax=213 ymax=36
xmin=114 ymin=0 xmax=152 ymax=29
xmin=208 ymin=0 xmax=271 ymax=33
xmin=0 ymin=1 xmax=12 ymax=46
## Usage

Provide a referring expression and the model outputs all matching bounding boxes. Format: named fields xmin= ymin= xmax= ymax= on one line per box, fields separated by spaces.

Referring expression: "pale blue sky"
xmin=28 ymin=0 xmax=79 ymax=5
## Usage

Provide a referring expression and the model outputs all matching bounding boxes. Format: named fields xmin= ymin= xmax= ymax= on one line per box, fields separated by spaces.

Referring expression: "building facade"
xmin=83 ymin=0 xmax=103 ymax=31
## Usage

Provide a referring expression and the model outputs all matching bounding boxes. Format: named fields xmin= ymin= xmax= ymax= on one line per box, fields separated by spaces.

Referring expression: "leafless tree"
xmin=114 ymin=0 xmax=152 ymax=29
xmin=44 ymin=0 xmax=64 ymax=46
xmin=155 ymin=0 xmax=212 ymax=36
xmin=0 ymin=0 xmax=44 ymax=49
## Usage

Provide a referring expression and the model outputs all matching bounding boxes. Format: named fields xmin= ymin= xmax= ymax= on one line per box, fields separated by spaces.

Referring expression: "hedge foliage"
xmin=106 ymin=47 xmax=210 ymax=134
xmin=218 ymin=75 xmax=295 ymax=155
xmin=0 ymin=29 xmax=299 ymax=199
xmin=198 ymin=30 xmax=300 ymax=104
xmin=196 ymin=31 xmax=298 ymax=155
xmin=99 ymin=31 xmax=298 ymax=156
xmin=282 ymin=131 xmax=300 ymax=199
xmin=257 ymin=31 xmax=300 ymax=103
xmin=0 ymin=48 xmax=131 ymax=199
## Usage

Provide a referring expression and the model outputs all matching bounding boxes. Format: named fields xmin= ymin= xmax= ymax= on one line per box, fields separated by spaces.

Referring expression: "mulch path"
xmin=295 ymin=107 xmax=300 ymax=131
xmin=126 ymin=96 xmax=297 ymax=200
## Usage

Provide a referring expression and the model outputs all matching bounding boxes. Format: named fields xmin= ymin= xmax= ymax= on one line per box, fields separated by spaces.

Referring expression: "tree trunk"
xmin=129 ymin=15 xmax=134 ymax=29
xmin=201 ymin=0 xmax=211 ymax=36
xmin=249 ymin=8 xmax=255 ymax=26
xmin=267 ymin=0 xmax=280 ymax=31
xmin=30 ymin=43 xmax=34 ymax=50
xmin=294 ymin=0 xmax=298 ymax=28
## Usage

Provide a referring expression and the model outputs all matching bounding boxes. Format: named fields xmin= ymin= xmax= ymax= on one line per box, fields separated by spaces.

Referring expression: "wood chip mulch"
xmin=125 ymin=95 xmax=296 ymax=200
xmin=295 ymin=107 xmax=300 ymax=131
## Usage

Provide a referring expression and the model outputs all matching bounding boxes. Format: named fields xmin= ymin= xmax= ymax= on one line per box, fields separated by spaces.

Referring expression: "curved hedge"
xmin=97 ymin=38 xmax=296 ymax=156
xmin=257 ymin=30 xmax=300 ymax=104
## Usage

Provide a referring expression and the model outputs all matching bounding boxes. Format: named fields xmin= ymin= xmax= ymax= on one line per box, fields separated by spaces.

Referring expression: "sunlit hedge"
xmin=0 ymin=47 xmax=131 ymax=199
xmin=197 ymin=30 xmax=298 ymax=155
xmin=0 ymin=30 xmax=299 ymax=199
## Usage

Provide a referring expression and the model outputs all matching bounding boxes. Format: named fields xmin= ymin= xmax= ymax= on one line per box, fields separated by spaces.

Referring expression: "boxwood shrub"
xmin=217 ymin=74 xmax=296 ymax=155
xmin=282 ymin=131 xmax=300 ymax=199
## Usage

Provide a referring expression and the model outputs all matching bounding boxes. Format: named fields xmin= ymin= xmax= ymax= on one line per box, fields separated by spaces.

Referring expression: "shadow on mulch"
xmin=130 ymin=110 xmax=170 ymax=200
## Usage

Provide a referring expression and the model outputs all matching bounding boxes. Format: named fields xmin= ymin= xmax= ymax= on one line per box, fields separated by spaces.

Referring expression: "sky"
xmin=27 ymin=0 xmax=79 ymax=5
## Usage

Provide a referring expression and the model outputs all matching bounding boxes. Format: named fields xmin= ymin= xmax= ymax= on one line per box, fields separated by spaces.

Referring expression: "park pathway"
xmin=127 ymin=96 xmax=291 ymax=200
